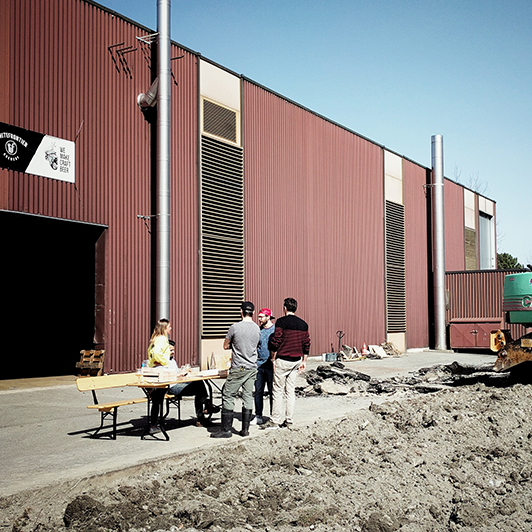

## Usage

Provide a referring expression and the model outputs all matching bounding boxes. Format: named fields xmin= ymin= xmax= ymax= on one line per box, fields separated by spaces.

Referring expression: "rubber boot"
xmin=210 ymin=409 xmax=233 ymax=438
xmin=240 ymin=408 xmax=253 ymax=437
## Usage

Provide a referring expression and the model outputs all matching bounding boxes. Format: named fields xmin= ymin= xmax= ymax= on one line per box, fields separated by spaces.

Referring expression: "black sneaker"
xmin=259 ymin=419 xmax=280 ymax=430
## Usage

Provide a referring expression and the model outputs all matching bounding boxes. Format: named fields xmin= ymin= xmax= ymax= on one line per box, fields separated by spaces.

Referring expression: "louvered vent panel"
xmin=385 ymin=200 xmax=406 ymax=332
xmin=203 ymin=99 xmax=237 ymax=144
xmin=201 ymin=135 xmax=244 ymax=337
xmin=465 ymin=227 xmax=477 ymax=270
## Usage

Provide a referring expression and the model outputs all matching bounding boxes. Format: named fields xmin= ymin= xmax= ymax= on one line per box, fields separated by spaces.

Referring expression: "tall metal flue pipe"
xmin=431 ymin=134 xmax=447 ymax=350
xmin=156 ymin=0 xmax=171 ymax=320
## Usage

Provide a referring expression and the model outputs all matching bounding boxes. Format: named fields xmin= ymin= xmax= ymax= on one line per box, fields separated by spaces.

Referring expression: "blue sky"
xmin=99 ymin=0 xmax=532 ymax=266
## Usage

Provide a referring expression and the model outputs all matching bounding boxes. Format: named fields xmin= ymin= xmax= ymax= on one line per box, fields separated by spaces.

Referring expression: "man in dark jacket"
xmin=260 ymin=297 xmax=310 ymax=430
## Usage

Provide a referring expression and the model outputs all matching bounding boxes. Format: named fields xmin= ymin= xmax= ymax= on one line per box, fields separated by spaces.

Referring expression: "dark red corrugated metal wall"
xmin=5 ymin=0 xmax=199 ymax=371
xmin=446 ymin=270 xmax=529 ymax=341
xmin=404 ymin=160 xmax=430 ymax=348
xmin=243 ymin=83 xmax=386 ymax=354
xmin=171 ymin=48 xmax=200 ymax=368
xmin=0 ymin=0 xmax=10 ymax=208
xmin=444 ymin=178 xmax=465 ymax=270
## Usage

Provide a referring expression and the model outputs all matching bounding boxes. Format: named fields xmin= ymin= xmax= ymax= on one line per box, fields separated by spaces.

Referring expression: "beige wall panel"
xmin=384 ymin=150 xmax=403 ymax=204
xmin=464 ymin=189 xmax=476 ymax=229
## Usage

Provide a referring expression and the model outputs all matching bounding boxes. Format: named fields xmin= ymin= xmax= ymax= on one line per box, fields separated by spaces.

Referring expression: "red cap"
xmin=258 ymin=308 xmax=272 ymax=317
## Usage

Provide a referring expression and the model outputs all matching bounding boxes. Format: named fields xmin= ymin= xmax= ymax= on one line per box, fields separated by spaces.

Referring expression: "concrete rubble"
xmin=299 ymin=360 xmax=514 ymax=397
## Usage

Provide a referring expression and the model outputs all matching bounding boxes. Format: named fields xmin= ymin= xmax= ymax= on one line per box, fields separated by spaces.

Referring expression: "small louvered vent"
xmin=201 ymin=135 xmax=244 ymax=337
xmin=385 ymin=200 xmax=406 ymax=332
xmin=465 ymin=227 xmax=477 ymax=270
xmin=203 ymin=99 xmax=238 ymax=144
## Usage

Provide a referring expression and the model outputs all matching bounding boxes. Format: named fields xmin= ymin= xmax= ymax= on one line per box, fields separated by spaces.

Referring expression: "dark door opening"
xmin=1 ymin=211 xmax=105 ymax=379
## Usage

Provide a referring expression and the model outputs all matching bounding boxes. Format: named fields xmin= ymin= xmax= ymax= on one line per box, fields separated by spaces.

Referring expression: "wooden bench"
xmin=76 ymin=373 xmax=147 ymax=439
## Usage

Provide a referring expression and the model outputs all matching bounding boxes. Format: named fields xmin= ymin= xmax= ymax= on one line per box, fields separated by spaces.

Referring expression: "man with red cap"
xmin=252 ymin=308 xmax=275 ymax=425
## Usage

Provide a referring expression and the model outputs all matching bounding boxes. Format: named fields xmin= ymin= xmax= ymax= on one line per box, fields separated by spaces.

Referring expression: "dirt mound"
xmin=2 ymin=376 xmax=532 ymax=531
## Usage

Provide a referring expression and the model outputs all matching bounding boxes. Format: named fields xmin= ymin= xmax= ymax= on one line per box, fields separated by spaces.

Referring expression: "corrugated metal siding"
xmin=404 ymin=160 xmax=429 ymax=348
xmin=172 ymin=49 xmax=200 ymax=368
xmin=446 ymin=270 xmax=528 ymax=341
xmin=243 ymin=82 xmax=386 ymax=354
xmin=444 ymin=179 xmax=466 ymax=270
xmin=0 ymin=1 xmax=10 ymax=129
xmin=6 ymin=0 xmax=199 ymax=372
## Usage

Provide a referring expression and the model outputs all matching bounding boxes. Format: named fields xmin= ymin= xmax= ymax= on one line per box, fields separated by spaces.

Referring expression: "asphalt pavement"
xmin=0 ymin=349 xmax=497 ymax=497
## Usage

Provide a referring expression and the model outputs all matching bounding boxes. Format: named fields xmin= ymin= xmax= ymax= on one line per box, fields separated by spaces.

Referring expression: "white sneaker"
xmin=250 ymin=416 xmax=262 ymax=425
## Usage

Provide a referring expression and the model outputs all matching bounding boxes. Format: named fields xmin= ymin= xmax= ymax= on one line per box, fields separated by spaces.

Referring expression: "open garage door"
xmin=0 ymin=211 xmax=106 ymax=379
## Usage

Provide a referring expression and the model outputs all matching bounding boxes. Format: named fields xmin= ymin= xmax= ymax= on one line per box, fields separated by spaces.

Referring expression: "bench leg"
xmin=90 ymin=412 xmax=106 ymax=439
xmin=164 ymin=396 xmax=182 ymax=426
xmin=91 ymin=409 xmax=117 ymax=440
xmin=112 ymin=407 xmax=118 ymax=440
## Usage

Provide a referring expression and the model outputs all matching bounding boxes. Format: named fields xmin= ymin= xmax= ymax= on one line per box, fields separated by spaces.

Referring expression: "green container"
xmin=503 ymin=272 xmax=532 ymax=325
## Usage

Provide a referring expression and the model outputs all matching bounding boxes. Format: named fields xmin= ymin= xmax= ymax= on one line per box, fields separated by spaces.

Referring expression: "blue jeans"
xmin=254 ymin=365 xmax=273 ymax=417
xmin=168 ymin=380 xmax=208 ymax=418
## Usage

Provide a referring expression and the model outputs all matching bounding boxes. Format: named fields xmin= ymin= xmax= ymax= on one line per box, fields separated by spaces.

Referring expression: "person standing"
xmin=252 ymin=308 xmax=275 ymax=425
xmin=260 ymin=297 xmax=311 ymax=430
xmin=211 ymin=301 xmax=260 ymax=438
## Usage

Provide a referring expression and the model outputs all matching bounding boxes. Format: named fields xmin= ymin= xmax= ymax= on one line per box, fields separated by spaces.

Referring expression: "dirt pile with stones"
xmin=3 ymin=363 xmax=532 ymax=532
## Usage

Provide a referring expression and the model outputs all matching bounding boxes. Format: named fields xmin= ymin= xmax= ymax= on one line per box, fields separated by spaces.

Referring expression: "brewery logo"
xmin=5 ymin=139 xmax=18 ymax=160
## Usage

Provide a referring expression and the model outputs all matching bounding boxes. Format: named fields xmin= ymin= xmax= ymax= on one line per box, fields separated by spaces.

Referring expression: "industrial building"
xmin=0 ymin=0 xmax=498 ymax=378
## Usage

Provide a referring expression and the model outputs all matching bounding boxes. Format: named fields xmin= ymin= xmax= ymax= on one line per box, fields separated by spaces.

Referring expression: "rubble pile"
xmin=379 ymin=341 xmax=403 ymax=357
xmin=299 ymin=360 xmax=514 ymax=397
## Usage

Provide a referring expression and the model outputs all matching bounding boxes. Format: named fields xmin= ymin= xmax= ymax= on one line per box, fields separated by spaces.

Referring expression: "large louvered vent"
xmin=203 ymin=99 xmax=238 ymax=144
xmin=200 ymin=135 xmax=244 ymax=337
xmin=465 ymin=227 xmax=477 ymax=270
xmin=385 ymin=200 xmax=406 ymax=332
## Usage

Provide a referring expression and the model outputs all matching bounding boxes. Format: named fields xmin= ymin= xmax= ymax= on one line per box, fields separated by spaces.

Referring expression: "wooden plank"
xmin=76 ymin=372 xmax=139 ymax=392
xmin=87 ymin=397 xmax=147 ymax=411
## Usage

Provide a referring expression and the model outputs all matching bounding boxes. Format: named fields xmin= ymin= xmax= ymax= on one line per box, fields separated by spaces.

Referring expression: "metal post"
xmin=431 ymin=134 xmax=447 ymax=350
xmin=156 ymin=0 xmax=171 ymax=319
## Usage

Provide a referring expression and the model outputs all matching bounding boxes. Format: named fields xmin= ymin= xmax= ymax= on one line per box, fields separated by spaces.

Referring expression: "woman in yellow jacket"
xmin=147 ymin=318 xmax=212 ymax=433
xmin=148 ymin=318 xmax=174 ymax=368
xmin=146 ymin=318 xmax=173 ymax=433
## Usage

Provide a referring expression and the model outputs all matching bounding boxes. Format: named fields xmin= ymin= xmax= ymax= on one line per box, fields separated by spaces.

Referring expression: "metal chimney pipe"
xmin=431 ymin=134 xmax=447 ymax=350
xmin=156 ymin=0 xmax=171 ymax=319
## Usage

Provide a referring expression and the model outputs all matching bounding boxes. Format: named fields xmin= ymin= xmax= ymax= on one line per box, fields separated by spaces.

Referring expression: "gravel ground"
xmin=3 ymin=362 xmax=532 ymax=532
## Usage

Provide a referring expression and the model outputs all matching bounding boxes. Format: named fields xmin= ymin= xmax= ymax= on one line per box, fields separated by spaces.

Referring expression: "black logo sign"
xmin=0 ymin=122 xmax=45 ymax=173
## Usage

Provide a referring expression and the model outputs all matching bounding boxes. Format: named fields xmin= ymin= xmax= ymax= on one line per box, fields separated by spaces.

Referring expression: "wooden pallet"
xmin=76 ymin=349 xmax=105 ymax=376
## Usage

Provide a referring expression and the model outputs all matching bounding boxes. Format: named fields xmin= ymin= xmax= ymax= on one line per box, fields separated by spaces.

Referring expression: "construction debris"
xmin=380 ymin=341 xmax=403 ymax=357
xmin=299 ymin=360 xmax=513 ymax=397
xmin=338 ymin=342 xmax=403 ymax=360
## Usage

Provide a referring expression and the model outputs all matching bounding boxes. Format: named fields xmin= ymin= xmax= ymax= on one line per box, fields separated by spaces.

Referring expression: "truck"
xmin=491 ymin=272 xmax=532 ymax=371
